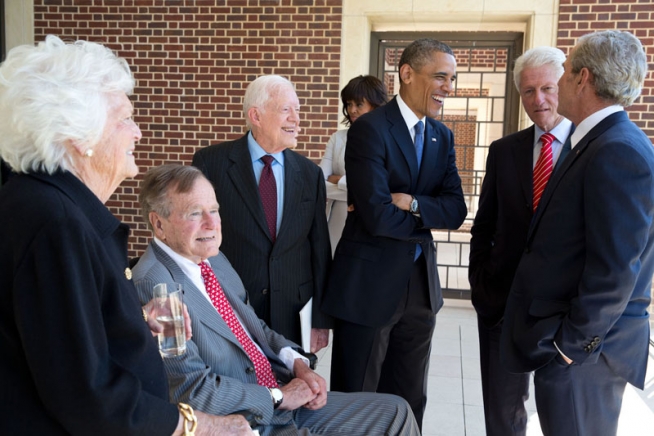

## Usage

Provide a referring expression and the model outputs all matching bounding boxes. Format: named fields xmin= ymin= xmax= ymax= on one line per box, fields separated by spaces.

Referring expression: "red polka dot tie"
xmin=199 ymin=262 xmax=278 ymax=388
xmin=533 ymin=132 xmax=555 ymax=212
xmin=259 ymin=155 xmax=277 ymax=242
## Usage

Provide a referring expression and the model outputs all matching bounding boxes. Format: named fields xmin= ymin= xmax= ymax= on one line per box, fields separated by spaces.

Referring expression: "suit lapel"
xmin=528 ymin=113 xmax=623 ymax=241
xmin=553 ymin=124 xmax=575 ymax=174
xmin=416 ymin=120 xmax=439 ymax=190
xmin=387 ymin=98 xmax=420 ymax=186
xmin=513 ymin=126 xmax=536 ymax=209
xmin=150 ymin=243 xmax=243 ymax=349
xmin=209 ymin=254 xmax=281 ymax=361
xmin=276 ymin=149 xmax=301 ymax=244
xmin=226 ymin=139 xmax=271 ymax=239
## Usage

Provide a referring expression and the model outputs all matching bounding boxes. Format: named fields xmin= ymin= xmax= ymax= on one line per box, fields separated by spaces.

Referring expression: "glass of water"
xmin=153 ymin=283 xmax=187 ymax=358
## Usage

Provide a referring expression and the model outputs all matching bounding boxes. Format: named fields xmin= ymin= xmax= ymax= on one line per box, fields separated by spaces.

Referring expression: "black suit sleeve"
xmin=308 ymin=164 xmax=333 ymax=329
xmin=469 ymin=142 xmax=498 ymax=289
xmin=346 ymin=116 xmax=465 ymax=242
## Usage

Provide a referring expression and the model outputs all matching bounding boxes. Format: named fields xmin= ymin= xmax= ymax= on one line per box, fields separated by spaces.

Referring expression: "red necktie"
xmin=533 ymin=133 xmax=555 ymax=212
xmin=259 ymin=155 xmax=277 ymax=242
xmin=199 ymin=262 xmax=279 ymax=388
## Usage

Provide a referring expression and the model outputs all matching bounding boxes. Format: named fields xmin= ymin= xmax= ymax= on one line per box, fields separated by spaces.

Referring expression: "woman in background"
xmin=0 ymin=35 xmax=250 ymax=435
xmin=319 ymin=75 xmax=388 ymax=255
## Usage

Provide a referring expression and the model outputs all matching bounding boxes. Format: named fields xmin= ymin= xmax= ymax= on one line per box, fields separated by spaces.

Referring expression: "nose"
xmin=288 ymin=107 xmax=300 ymax=123
xmin=534 ymin=90 xmax=546 ymax=105
xmin=442 ymin=79 xmax=454 ymax=94
xmin=202 ymin=212 xmax=218 ymax=229
xmin=133 ymin=122 xmax=143 ymax=141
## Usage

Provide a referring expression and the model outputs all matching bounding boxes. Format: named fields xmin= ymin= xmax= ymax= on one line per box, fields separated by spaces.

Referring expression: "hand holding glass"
xmin=152 ymin=283 xmax=187 ymax=357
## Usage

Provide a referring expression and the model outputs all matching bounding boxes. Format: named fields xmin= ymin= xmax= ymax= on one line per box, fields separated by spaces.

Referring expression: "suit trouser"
xmin=330 ymin=255 xmax=435 ymax=432
xmin=259 ymin=391 xmax=419 ymax=436
xmin=534 ymin=353 xmax=626 ymax=436
xmin=477 ymin=317 xmax=529 ymax=436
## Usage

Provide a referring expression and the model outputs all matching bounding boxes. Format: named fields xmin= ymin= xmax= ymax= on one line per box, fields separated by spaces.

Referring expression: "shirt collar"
xmin=570 ymin=105 xmax=623 ymax=149
xmin=396 ymin=94 xmax=426 ymax=133
xmin=534 ymin=117 xmax=573 ymax=145
xmin=247 ymin=131 xmax=285 ymax=166
xmin=153 ymin=237 xmax=203 ymax=281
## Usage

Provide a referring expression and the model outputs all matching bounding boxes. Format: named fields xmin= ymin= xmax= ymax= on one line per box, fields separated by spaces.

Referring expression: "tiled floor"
xmin=314 ymin=299 xmax=654 ymax=435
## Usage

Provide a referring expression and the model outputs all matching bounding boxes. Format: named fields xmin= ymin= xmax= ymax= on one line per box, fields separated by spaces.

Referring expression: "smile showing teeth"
xmin=282 ymin=127 xmax=295 ymax=132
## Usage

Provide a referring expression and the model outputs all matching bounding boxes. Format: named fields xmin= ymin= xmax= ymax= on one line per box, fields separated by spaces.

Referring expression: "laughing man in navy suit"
xmin=469 ymin=46 xmax=572 ymax=436
xmin=501 ymin=30 xmax=654 ymax=436
xmin=322 ymin=39 xmax=467 ymax=430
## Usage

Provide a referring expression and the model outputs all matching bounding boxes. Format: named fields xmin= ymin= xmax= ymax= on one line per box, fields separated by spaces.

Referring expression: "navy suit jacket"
xmin=322 ymin=97 xmax=467 ymax=327
xmin=192 ymin=135 xmax=332 ymax=343
xmin=469 ymin=125 xmax=574 ymax=328
xmin=501 ymin=111 xmax=654 ymax=388
xmin=469 ymin=126 xmax=535 ymax=328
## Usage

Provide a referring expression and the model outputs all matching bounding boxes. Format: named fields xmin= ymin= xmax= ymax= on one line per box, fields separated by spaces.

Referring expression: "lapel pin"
xmin=125 ymin=267 xmax=132 ymax=280
xmin=431 ymin=138 xmax=437 ymax=142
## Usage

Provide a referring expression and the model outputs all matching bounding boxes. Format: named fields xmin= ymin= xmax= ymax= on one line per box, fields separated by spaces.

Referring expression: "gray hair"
xmin=243 ymin=75 xmax=295 ymax=130
xmin=139 ymin=164 xmax=209 ymax=231
xmin=0 ymin=35 xmax=134 ymax=174
xmin=398 ymin=38 xmax=454 ymax=73
xmin=570 ymin=30 xmax=647 ymax=107
xmin=513 ymin=46 xmax=566 ymax=91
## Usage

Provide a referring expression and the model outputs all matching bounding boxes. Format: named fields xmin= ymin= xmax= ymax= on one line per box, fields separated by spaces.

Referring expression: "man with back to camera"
xmin=321 ymin=38 xmax=467 ymax=430
xmin=501 ymin=30 xmax=654 ymax=436
xmin=469 ymin=46 xmax=573 ymax=436
xmin=192 ymin=75 xmax=331 ymax=353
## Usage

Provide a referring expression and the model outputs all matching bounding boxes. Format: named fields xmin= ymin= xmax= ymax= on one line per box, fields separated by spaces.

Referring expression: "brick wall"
xmin=33 ymin=0 xmax=343 ymax=257
xmin=557 ymin=0 xmax=654 ymax=141
xmin=31 ymin=0 xmax=653 ymax=257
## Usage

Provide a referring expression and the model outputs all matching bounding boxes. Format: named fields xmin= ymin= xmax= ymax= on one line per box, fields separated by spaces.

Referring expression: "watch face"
xmin=271 ymin=388 xmax=283 ymax=403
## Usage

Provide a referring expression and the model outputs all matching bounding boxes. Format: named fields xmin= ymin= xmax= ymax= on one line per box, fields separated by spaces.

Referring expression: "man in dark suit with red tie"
xmin=192 ymin=75 xmax=332 ymax=352
xmin=501 ymin=30 xmax=654 ymax=435
xmin=322 ymin=39 xmax=467 ymax=430
xmin=469 ymin=46 xmax=572 ymax=436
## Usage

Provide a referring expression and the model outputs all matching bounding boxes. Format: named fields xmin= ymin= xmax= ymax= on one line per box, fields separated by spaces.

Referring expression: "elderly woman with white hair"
xmin=0 ymin=36 xmax=251 ymax=435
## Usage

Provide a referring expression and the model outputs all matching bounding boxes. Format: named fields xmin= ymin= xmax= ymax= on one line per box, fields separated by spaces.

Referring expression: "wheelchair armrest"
xmin=295 ymin=348 xmax=318 ymax=370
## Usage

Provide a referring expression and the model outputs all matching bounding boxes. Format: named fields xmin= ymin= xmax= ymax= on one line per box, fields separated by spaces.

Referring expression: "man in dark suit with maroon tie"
xmin=193 ymin=75 xmax=332 ymax=352
xmin=469 ymin=46 xmax=572 ymax=436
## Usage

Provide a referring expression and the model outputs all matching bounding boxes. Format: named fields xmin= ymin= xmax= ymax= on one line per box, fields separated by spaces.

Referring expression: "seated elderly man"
xmin=133 ymin=164 xmax=419 ymax=436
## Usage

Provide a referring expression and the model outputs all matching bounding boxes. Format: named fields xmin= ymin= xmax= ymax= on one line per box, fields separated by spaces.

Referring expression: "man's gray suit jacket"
xmin=133 ymin=242 xmax=419 ymax=435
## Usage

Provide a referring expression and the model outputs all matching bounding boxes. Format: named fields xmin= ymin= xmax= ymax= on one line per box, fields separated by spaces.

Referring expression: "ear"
xmin=67 ymin=139 xmax=87 ymax=156
xmin=150 ymin=211 xmax=166 ymax=240
xmin=399 ymin=63 xmax=413 ymax=85
xmin=578 ymin=67 xmax=591 ymax=88
xmin=248 ymin=107 xmax=262 ymax=128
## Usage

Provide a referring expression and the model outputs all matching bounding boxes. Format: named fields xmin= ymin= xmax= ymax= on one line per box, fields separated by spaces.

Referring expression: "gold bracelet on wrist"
xmin=178 ymin=402 xmax=198 ymax=436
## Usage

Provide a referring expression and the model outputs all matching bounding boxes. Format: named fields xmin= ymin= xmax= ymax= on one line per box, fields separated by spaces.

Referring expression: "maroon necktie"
xmin=199 ymin=262 xmax=279 ymax=388
xmin=533 ymin=133 xmax=555 ymax=212
xmin=259 ymin=155 xmax=277 ymax=242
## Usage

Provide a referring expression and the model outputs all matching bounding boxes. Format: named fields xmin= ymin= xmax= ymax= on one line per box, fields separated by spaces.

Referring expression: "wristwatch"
xmin=269 ymin=387 xmax=284 ymax=409
xmin=409 ymin=196 xmax=420 ymax=214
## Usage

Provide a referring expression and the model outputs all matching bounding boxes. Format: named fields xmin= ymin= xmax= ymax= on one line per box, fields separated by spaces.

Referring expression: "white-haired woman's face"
xmin=91 ymin=92 xmax=142 ymax=186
